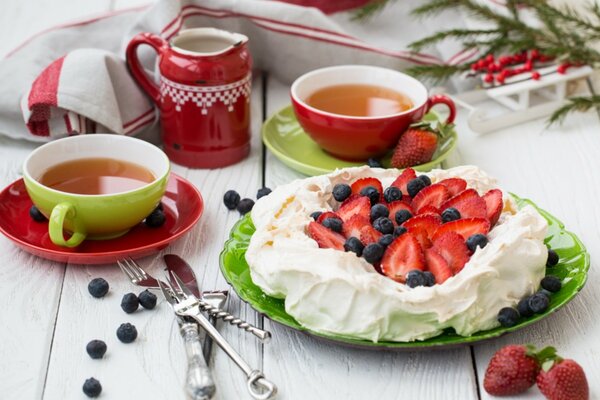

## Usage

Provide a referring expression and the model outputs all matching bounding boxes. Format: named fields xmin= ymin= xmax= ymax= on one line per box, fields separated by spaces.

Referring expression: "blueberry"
xmin=423 ymin=271 xmax=436 ymax=287
xmin=373 ymin=217 xmax=394 ymax=235
xmin=360 ymin=186 xmax=380 ymax=205
xmin=86 ymin=340 xmax=107 ymax=359
xmin=367 ymin=158 xmax=383 ymax=168
xmin=145 ymin=208 xmax=166 ymax=228
xmin=528 ymin=292 xmax=550 ymax=313
xmin=393 ymin=226 xmax=407 ymax=238
xmin=120 ymin=293 xmax=139 ymax=314
xmin=82 ymin=377 xmax=102 ymax=398
xmin=540 ymin=275 xmax=561 ymax=293
xmin=406 ymin=270 xmax=426 ymax=288
xmin=88 ymin=278 xmax=109 ymax=298
xmin=370 ymin=204 xmax=389 ymax=221
xmin=441 ymin=207 xmax=461 ymax=223
xmin=418 ymin=175 xmax=432 ymax=186
xmin=344 ymin=237 xmax=364 ymax=256
xmin=310 ymin=211 xmax=322 ymax=221
xmin=497 ymin=307 xmax=519 ymax=327
xmin=546 ymin=248 xmax=559 ymax=266
xmin=363 ymin=243 xmax=384 ymax=264
xmin=237 ymin=198 xmax=255 ymax=215
xmin=332 ymin=183 xmax=352 ymax=202
xmin=116 ymin=322 xmax=138 ymax=343
xmin=466 ymin=234 xmax=488 ymax=252
xmin=138 ymin=289 xmax=157 ymax=309
xmin=29 ymin=205 xmax=46 ymax=222
xmin=322 ymin=217 xmax=343 ymax=233
xmin=383 ymin=186 xmax=402 ymax=203
xmin=223 ymin=190 xmax=240 ymax=210
xmin=257 ymin=187 xmax=272 ymax=199
xmin=517 ymin=297 xmax=534 ymax=318
xmin=395 ymin=209 xmax=413 ymax=225
xmin=378 ymin=234 xmax=394 ymax=248
xmin=407 ymin=178 xmax=426 ymax=198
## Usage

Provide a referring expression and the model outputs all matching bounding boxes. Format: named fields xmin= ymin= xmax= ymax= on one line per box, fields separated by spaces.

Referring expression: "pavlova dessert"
xmin=245 ymin=166 xmax=551 ymax=342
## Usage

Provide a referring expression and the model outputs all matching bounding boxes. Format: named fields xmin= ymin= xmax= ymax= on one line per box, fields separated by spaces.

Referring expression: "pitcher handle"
xmin=126 ymin=33 xmax=168 ymax=105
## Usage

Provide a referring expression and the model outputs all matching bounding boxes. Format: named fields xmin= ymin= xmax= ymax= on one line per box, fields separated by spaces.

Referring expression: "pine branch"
xmin=409 ymin=29 xmax=499 ymax=52
xmin=548 ymin=96 xmax=600 ymax=125
xmin=405 ymin=64 xmax=471 ymax=83
xmin=352 ymin=0 xmax=393 ymax=19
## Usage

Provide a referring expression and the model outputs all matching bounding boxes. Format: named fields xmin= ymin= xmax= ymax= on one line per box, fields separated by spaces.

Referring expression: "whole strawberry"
xmin=537 ymin=358 xmax=589 ymax=400
xmin=391 ymin=115 xmax=453 ymax=168
xmin=483 ymin=345 xmax=555 ymax=396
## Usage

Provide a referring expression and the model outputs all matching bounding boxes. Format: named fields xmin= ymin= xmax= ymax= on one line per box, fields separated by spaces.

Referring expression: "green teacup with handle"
xmin=23 ymin=134 xmax=170 ymax=248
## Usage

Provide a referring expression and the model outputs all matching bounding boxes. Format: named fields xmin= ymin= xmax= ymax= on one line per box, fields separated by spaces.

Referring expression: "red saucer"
xmin=0 ymin=173 xmax=203 ymax=264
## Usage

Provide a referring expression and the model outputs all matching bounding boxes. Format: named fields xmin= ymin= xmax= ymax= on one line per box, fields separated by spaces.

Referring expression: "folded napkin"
xmin=0 ymin=0 xmax=477 ymax=142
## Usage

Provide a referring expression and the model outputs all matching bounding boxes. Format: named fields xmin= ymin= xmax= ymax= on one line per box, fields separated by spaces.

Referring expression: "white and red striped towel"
xmin=0 ymin=0 xmax=481 ymax=142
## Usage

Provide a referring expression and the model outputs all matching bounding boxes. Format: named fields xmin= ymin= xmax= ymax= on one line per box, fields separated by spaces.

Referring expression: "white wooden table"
xmin=1 ymin=2 xmax=599 ymax=400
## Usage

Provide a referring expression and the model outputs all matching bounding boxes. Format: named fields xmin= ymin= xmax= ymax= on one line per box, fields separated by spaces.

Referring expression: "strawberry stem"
xmin=525 ymin=344 xmax=562 ymax=368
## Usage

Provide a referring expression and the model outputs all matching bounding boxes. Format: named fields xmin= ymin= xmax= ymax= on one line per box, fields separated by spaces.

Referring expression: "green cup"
xmin=23 ymin=134 xmax=170 ymax=247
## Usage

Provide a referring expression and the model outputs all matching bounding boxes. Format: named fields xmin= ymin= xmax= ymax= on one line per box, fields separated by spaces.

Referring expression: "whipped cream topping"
xmin=246 ymin=166 xmax=548 ymax=342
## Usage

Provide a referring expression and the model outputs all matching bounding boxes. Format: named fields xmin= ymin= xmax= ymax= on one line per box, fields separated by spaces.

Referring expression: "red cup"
xmin=290 ymin=65 xmax=455 ymax=161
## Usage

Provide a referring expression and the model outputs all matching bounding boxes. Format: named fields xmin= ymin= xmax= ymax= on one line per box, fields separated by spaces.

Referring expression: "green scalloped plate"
xmin=219 ymin=195 xmax=589 ymax=349
xmin=262 ymin=106 xmax=458 ymax=177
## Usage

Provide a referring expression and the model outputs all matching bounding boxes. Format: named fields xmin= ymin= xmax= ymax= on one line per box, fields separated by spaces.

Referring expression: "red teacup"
xmin=290 ymin=65 xmax=455 ymax=161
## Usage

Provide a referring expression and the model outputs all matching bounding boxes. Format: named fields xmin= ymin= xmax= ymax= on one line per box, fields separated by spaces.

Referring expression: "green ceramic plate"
xmin=262 ymin=106 xmax=458 ymax=177
xmin=219 ymin=195 xmax=589 ymax=349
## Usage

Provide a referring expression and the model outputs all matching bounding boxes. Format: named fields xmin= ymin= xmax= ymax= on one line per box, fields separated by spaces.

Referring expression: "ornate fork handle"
xmin=198 ymin=300 xmax=271 ymax=343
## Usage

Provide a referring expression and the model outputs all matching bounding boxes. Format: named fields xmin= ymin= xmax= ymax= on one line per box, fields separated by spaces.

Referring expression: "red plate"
xmin=0 ymin=173 xmax=203 ymax=264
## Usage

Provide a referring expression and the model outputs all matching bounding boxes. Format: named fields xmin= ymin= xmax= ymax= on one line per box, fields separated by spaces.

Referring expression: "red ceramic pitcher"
xmin=126 ymin=28 xmax=252 ymax=168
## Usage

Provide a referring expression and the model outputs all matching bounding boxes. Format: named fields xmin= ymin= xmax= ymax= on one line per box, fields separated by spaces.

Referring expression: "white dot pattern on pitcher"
xmin=160 ymin=74 xmax=251 ymax=113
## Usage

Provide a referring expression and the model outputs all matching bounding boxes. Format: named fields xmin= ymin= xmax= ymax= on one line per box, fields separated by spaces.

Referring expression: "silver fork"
xmin=159 ymin=271 xmax=277 ymax=400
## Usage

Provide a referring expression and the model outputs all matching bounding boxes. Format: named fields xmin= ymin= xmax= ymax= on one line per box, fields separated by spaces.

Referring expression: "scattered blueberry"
xmin=546 ymin=248 xmax=559 ymax=266
xmin=121 ymin=293 xmax=139 ymax=314
xmin=322 ymin=217 xmax=343 ymax=233
xmin=344 ymin=237 xmax=364 ymax=256
xmin=406 ymin=270 xmax=426 ymax=288
xmin=310 ymin=211 xmax=322 ymax=221
xmin=237 ymin=198 xmax=255 ymax=215
xmin=223 ymin=190 xmax=240 ymax=210
xmin=466 ymin=234 xmax=488 ymax=252
xmin=86 ymin=340 xmax=107 ymax=359
xmin=393 ymin=226 xmax=407 ymax=238
xmin=88 ymin=278 xmax=109 ymax=298
xmin=257 ymin=187 xmax=272 ymax=199
xmin=29 ymin=205 xmax=46 ymax=222
xmin=441 ymin=207 xmax=461 ymax=223
xmin=383 ymin=186 xmax=402 ymax=203
xmin=138 ymin=289 xmax=157 ymax=309
xmin=528 ymin=292 xmax=550 ymax=314
xmin=540 ymin=275 xmax=561 ymax=293
xmin=116 ymin=323 xmax=138 ymax=343
xmin=497 ymin=307 xmax=519 ymax=327
xmin=360 ymin=186 xmax=380 ymax=205
xmin=395 ymin=209 xmax=413 ymax=225
xmin=332 ymin=184 xmax=352 ymax=202
xmin=370 ymin=204 xmax=389 ymax=221
xmin=367 ymin=158 xmax=383 ymax=168
xmin=145 ymin=208 xmax=166 ymax=228
xmin=82 ymin=377 xmax=102 ymax=398
xmin=423 ymin=271 xmax=436 ymax=287
xmin=418 ymin=175 xmax=432 ymax=186
xmin=373 ymin=217 xmax=394 ymax=235
xmin=517 ymin=297 xmax=534 ymax=318
xmin=378 ymin=234 xmax=394 ymax=248
xmin=363 ymin=243 xmax=384 ymax=264
xmin=407 ymin=178 xmax=426 ymax=198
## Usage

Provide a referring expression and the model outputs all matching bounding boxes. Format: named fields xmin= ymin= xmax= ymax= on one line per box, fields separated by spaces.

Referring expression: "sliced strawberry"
xmin=424 ymin=248 xmax=453 ymax=284
xmin=412 ymin=183 xmax=450 ymax=214
xmin=390 ymin=168 xmax=417 ymax=196
xmin=432 ymin=218 xmax=491 ymax=241
xmin=483 ymin=189 xmax=503 ymax=226
xmin=342 ymin=214 xmax=370 ymax=239
xmin=350 ymin=177 xmax=383 ymax=196
xmin=359 ymin=224 xmax=383 ymax=245
xmin=418 ymin=205 xmax=440 ymax=215
xmin=337 ymin=195 xmax=370 ymax=223
xmin=406 ymin=227 xmax=431 ymax=249
xmin=438 ymin=178 xmax=467 ymax=197
xmin=432 ymin=232 xmax=470 ymax=273
xmin=440 ymin=188 xmax=487 ymax=219
xmin=381 ymin=233 xmax=425 ymax=283
xmin=404 ymin=214 xmax=441 ymax=249
xmin=308 ymin=221 xmax=345 ymax=250
xmin=316 ymin=211 xmax=340 ymax=223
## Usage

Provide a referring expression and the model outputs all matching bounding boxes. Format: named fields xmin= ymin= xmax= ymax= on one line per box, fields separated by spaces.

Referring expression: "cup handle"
xmin=125 ymin=33 xmax=168 ymax=105
xmin=426 ymin=94 xmax=456 ymax=124
xmin=49 ymin=202 xmax=86 ymax=248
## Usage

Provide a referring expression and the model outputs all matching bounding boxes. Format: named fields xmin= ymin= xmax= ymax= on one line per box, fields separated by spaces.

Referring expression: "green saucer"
xmin=262 ymin=105 xmax=458 ymax=176
xmin=219 ymin=195 xmax=589 ymax=350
